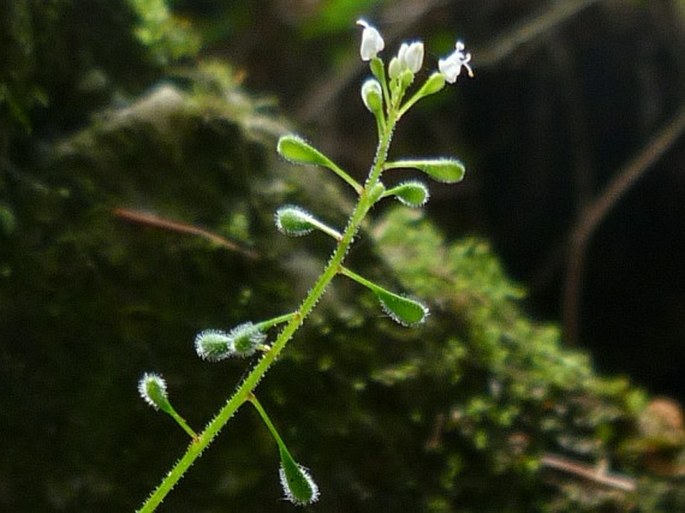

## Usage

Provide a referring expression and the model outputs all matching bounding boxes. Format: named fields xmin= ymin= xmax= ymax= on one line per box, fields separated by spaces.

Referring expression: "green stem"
xmin=247 ymin=394 xmax=287 ymax=451
xmin=137 ymin=109 xmax=399 ymax=513
xmin=167 ymin=409 xmax=197 ymax=440
xmin=308 ymin=217 xmax=343 ymax=241
xmin=256 ymin=312 xmax=297 ymax=332
xmin=338 ymin=265 xmax=382 ymax=294
xmin=327 ymin=161 xmax=364 ymax=195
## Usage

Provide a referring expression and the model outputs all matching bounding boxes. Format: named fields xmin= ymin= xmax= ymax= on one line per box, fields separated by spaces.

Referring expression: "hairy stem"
xmin=137 ymin=113 xmax=398 ymax=513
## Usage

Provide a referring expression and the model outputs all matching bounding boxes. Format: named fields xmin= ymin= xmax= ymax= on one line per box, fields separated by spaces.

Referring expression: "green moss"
xmin=372 ymin=207 xmax=685 ymax=512
xmin=127 ymin=0 xmax=201 ymax=65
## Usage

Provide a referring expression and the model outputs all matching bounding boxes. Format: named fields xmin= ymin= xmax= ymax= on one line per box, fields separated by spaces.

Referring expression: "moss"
xmin=372 ymin=207 xmax=685 ymax=512
xmin=127 ymin=0 xmax=201 ymax=65
xmin=0 ymin=0 xmax=166 ymax=140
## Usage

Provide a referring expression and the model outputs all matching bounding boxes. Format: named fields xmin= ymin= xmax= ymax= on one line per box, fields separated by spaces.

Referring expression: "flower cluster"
xmin=357 ymin=19 xmax=472 ymax=118
xmin=389 ymin=41 xmax=424 ymax=78
xmin=357 ymin=18 xmax=472 ymax=81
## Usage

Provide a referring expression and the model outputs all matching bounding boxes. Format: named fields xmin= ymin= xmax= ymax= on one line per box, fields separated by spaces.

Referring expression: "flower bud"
xmin=400 ymin=68 xmax=414 ymax=90
xmin=361 ymin=78 xmax=383 ymax=115
xmin=402 ymin=41 xmax=424 ymax=73
xmin=388 ymin=56 xmax=402 ymax=80
xmin=389 ymin=41 xmax=424 ymax=79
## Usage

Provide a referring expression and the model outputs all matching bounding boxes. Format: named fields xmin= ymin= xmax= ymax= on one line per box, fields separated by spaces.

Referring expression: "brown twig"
xmin=113 ymin=208 xmax=259 ymax=260
xmin=562 ymin=105 xmax=685 ymax=345
xmin=540 ymin=453 xmax=637 ymax=492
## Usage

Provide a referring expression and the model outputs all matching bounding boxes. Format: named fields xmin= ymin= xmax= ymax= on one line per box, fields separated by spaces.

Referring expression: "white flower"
xmin=438 ymin=41 xmax=473 ymax=83
xmin=388 ymin=41 xmax=425 ymax=79
xmin=357 ymin=19 xmax=384 ymax=61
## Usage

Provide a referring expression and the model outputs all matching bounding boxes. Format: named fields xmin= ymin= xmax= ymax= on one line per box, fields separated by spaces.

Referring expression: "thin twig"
xmin=540 ymin=453 xmax=637 ymax=492
xmin=476 ymin=0 xmax=602 ymax=67
xmin=563 ymin=105 xmax=685 ymax=345
xmin=113 ymin=208 xmax=259 ymax=260
xmin=301 ymin=0 xmax=602 ymax=120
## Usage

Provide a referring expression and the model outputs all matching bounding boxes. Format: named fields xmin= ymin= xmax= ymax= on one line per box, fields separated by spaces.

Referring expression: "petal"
xmin=405 ymin=42 xmax=424 ymax=73
xmin=438 ymin=57 xmax=459 ymax=83
xmin=357 ymin=19 xmax=384 ymax=61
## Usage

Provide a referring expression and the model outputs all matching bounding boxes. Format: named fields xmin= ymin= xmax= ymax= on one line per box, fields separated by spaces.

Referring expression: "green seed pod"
xmin=229 ymin=322 xmax=267 ymax=357
xmin=278 ymin=448 xmax=320 ymax=506
xmin=416 ymin=72 xmax=446 ymax=98
xmin=275 ymin=205 xmax=342 ymax=240
xmin=375 ymin=289 xmax=429 ymax=326
xmin=195 ymin=329 xmax=233 ymax=361
xmin=385 ymin=158 xmax=465 ymax=183
xmin=275 ymin=206 xmax=316 ymax=237
xmin=138 ymin=373 xmax=173 ymax=413
xmin=387 ymin=180 xmax=429 ymax=207
xmin=277 ymin=135 xmax=362 ymax=193
xmin=138 ymin=372 xmax=197 ymax=439
xmin=388 ymin=56 xmax=401 ymax=80
xmin=339 ymin=265 xmax=429 ymax=327
xmin=277 ymin=135 xmax=332 ymax=168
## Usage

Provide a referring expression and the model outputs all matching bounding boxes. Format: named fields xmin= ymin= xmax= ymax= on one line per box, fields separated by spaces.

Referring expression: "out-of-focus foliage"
xmin=0 ymin=0 xmax=159 ymax=137
xmin=0 ymin=0 xmax=53 ymax=130
xmin=128 ymin=0 xmax=201 ymax=65
xmin=300 ymin=0 xmax=387 ymax=36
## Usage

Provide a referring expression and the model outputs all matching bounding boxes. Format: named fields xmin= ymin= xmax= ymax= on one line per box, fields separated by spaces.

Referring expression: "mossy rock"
xmin=1 ymin=64 xmax=683 ymax=512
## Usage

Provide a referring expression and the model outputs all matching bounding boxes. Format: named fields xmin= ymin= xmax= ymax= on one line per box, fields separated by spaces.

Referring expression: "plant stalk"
xmin=137 ymin=112 xmax=398 ymax=513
